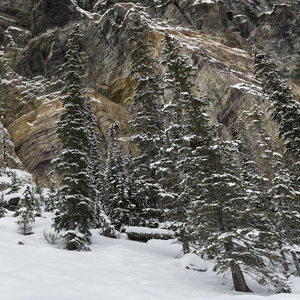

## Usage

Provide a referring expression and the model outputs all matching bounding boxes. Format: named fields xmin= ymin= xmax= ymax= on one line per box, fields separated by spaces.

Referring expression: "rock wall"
xmin=0 ymin=121 xmax=23 ymax=169
xmin=0 ymin=0 xmax=299 ymax=184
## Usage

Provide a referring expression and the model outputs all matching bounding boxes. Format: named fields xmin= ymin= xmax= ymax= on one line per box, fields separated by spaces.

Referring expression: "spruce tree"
xmin=104 ymin=121 xmax=129 ymax=231
xmin=124 ymin=147 xmax=140 ymax=226
xmin=34 ymin=182 xmax=44 ymax=217
xmin=14 ymin=186 xmax=35 ymax=235
xmin=253 ymin=48 xmax=300 ymax=184
xmin=84 ymin=95 xmax=105 ymax=228
xmin=162 ymin=34 xmax=290 ymax=292
xmin=7 ymin=172 xmax=20 ymax=194
xmin=45 ymin=179 xmax=57 ymax=212
xmin=245 ymin=99 xmax=300 ymax=277
xmin=243 ymin=98 xmax=295 ymax=285
xmin=231 ymin=119 xmax=273 ymax=218
xmin=161 ymin=32 xmax=214 ymax=254
xmin=52 ymin=24 xmax=96 ymax=250
xmin=269 ymin=156 xmax=300 ymax=276
xmin=0 ymin=192 xmax=6 ymax=218
xmin=154 ymin=131 xmax=180 ymax=224
xmin=126 ymin=12 xmax=164 ymax=226
xmin=31 ymin=186 xmax=42 ymax=217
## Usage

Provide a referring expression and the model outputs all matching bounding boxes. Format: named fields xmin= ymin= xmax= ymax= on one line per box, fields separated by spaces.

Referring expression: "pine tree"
xmin=126 ymin=12 xmax=164 ymax=226
xmin=246 ymin=72 xmax=300 ymax=276
xmin=247 ymin=99 xmax=300 ymax=277
xmin=35 ymin=181 xmax=44 ymax=204
xmin=14 ymin=186 xmax=35 ymax=235
xmin=162 ymin=34 xmax=290 ymax=292
xmin=161 ymin=32 xmax=214 ymax=254
xmin=154 ymin=131 xmax=180 ymax=223
xmin=45 ymin=179 xmax=57 ymax=212
xmin=31 ymin=186 xmax=42 ymax=217
xmin=194 ymin=134 xmax=291 ymax=292
xmin=104 ymin=121 xmax=129 ymax=231
xmin=231 ymin=119 xmax=272 ymax=219
xmin=243 ymin=98 xmax=295 ymax=286
xmin=269 ymin=156 xmax=300 ymax=276
xmin=252 ymin=48 xmax=300 ymax=184
xmin=52 ymin=24 xmax=96 ymax=250
xmin=124 ymin=147 xmax=140 ymax=226
xmin=7 ymin=172 xmax=20 ymax=194
xmin=0 ymin=192 xmax=6 ymax=218
xmin=84 ymin=95 xmax=105 ymax=229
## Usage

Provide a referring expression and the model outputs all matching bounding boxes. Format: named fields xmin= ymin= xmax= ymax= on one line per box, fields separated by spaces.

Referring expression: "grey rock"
xmin=0 ymin=0 xmax=299 ymax=185
xmin=32 ymin=0 xmax=81 ymax=37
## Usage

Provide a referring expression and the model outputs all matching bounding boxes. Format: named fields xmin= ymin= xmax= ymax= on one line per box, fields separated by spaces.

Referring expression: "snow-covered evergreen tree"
xmin=35 ymin=181 xmax=44 ymax=205
xmin=194 ymin=133 xmax=291 ymax=292
xmin=124 ymin=147 xmax=140 ymax=226
xmin=232 ymin=120 xmax=270 ymax=207
xmin=84 ymin=95 xmax=105 ymax=228
xmin=45 ymin=179 xmax=57 ymax=212
xmin=34 ymin=182 xmax=44 ymax=217
xmin=31 ymin=186 xmax=42 ymax=217
xmin=161 ymin=34 xmax=254 ymax=288
xmin=104 ymin=121 xmax=129 ymax=231
xmin=269 ymin=156 xmax=300 ymax=276
xmin=243 ymin=98 xmax=296 ymax=285
xmin=52 ymin=24 xmax=96 ymax=250
xmin=154 ymin=131 xmax=180 ymax=224
xmin=7 ymin=171 xmax=20 ymax=194
xmin=0 ymin=192 xmax=6 ymax=218
xmin=14 ymin=186 xmax=35 ymax=235
xmin=253 ymin=48 xmax=300 ymax=184
xmin=161 ymin=34 xmax=290 ymax=292
xmin=161 ymin=32 xmax=215 ymax=254
xmin=126 ymin=12 xmax=164 ymax=226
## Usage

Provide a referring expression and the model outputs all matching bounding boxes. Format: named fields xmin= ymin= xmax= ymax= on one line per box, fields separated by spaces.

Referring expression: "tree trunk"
xmin=221 ymin=220 xmax=251 ymax=292
xmin=291 ymin=251 xmax=300 ymax=276
xmin=67 ymin=241 xmax=76 ymax=250
xmin=67 ymin=216 xmax=76 ymax=250
xmin=230 ymin=263 xmax=253 ymax=292
xmin=180 ymin=227 xmax=190 ymax=254
xmin=280 ymin=249 xmax=290 ymax=276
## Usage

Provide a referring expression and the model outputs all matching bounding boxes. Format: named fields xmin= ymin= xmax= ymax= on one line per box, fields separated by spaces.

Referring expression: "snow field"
xmin=0 ymin=211 xmax=300 ymax=300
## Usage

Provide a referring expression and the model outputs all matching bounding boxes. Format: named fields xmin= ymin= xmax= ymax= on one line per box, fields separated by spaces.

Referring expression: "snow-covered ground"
xmin=1 ymin=210 xmax=300 ymax=300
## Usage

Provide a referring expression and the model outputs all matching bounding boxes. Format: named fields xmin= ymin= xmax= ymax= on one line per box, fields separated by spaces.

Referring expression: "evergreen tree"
xmin=154 ymin=131 xmax=180 ymax=223
xmin=247 ymin=83 xmax=300 ymax=276
xmin=31 ymin=186 xmax=42 ymax=217
xmin=0 ymin=192 xmax=6 ymax=218
xmin=104 ymin=121 xmax=129 ymax=231
xmin=231 ymin=119 xmax=272 ymax=215
xmin=253 ymin=48 xmax=300 ymax=184
xmin=7 ymin=172 xmax=20 ymax=194
xmin=14 ymin=186 xmax=35 ymax=235
xmin=35 ymin=181 xmax=44 ymax=204
xmin=269 ymin=155 xmax=300 ymax=276
xmin=52 ymin=24 xmax=96 ymax=250
xmin=193 ymin=134 xmax=290 ymax=292
xmin=162 ymin=34 xmax=290 ymax=292
xmin=161 ymin=32 xmax=214 ymax=254
xmin=126 ymin=12 xmax=164 ymax=226
xmin=84 ymin=95 xmax=105 ymax=228
xmin=45 ymin=179 xmax=57 ymax=212
xmin=243 ymin=98 xmax=296 ymax=285
xmin=124 ymin=147 xmax=140 ymax=226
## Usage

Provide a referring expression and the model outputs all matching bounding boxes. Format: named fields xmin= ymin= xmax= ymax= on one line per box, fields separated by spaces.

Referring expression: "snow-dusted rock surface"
xmin=0 ymin=0 xmax=299 ymax=183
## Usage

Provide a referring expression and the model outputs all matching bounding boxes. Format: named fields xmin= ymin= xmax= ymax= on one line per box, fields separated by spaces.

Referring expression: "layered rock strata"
xmin=0 ymin=0 xmax=299 ymax=184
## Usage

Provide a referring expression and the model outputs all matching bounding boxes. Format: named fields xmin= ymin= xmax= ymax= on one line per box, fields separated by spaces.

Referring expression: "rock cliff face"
xmin=0 ymin=0 xmax=299 ymax=184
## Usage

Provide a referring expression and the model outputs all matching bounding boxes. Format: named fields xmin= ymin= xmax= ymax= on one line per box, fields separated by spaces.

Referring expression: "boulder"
xmin=5 ymin=196 xmax=19 ymax=211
